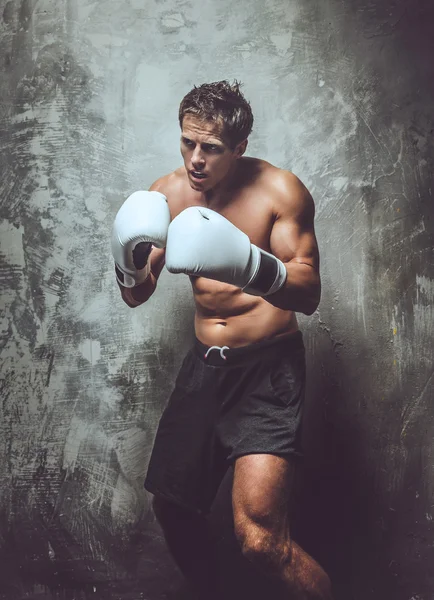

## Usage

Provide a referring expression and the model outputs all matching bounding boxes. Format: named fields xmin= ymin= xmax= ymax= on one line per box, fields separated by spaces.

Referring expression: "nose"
xmin=191 ymin=147 xmax=205 ymax=170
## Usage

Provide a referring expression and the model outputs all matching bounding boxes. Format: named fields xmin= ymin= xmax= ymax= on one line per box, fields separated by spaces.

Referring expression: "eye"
xmin=182 ymin=138 xmax=194 ymax=147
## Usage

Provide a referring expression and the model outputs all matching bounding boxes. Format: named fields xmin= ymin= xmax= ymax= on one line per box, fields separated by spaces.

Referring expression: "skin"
xmin=122 ymin=115 xmax=321 ymax=346
xmin=118 ymin=114 xmax=332 ymax=599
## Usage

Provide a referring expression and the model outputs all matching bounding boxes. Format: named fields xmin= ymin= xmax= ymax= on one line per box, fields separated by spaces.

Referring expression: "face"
xmin=180 ymin=114 xmax=246 ymax=193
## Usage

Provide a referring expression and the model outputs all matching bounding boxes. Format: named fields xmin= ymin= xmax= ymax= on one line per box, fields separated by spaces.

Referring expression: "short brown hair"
xmin=179 ymin=80 xmax=254 ymax=149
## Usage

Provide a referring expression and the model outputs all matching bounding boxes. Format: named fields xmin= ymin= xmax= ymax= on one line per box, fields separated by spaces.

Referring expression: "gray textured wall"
xmin=0 ymin=0 xmax=433 ymax=599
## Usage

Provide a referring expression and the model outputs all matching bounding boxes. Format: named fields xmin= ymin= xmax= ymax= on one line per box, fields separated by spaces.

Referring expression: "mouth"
xmin=189 ymin=170 xmax=208 ymax=181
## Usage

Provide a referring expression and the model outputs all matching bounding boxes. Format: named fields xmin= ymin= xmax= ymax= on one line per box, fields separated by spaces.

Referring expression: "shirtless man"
xmin=111 ymin=81 xmax=332 ymax=599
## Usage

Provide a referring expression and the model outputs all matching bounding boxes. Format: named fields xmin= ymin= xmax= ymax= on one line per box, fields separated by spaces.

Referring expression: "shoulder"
xmin=149 ymin=167 xmax=192 ymax=217
xmin=261 ymin=164 xmax=315 ymax=221
xmin=149 ymin=167 xmax=186 ymax=196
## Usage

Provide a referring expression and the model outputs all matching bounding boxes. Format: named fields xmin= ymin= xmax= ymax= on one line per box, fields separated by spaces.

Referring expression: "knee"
xmin=234 ymin=518 xmax=289 ymax=572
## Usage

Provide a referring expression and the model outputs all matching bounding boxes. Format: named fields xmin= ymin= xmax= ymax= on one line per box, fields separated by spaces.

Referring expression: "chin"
xmin=189 ymin=180 xmax=203 ymax=191
xmin=189 ymin=178 xmax=212 ymax=192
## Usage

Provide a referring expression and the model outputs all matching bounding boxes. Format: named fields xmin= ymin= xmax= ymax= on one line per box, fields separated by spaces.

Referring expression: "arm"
xmin=164 ymin=173 xmax=320 ymax=309
xmin=119 ymin=246 xmax=166 ymax=307
xmin=267 ymin=173 xmax=321 ymax=315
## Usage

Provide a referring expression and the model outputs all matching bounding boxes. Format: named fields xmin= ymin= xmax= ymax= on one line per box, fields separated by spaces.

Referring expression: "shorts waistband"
xmin=193 ymin=330 xmax=304 ymax=366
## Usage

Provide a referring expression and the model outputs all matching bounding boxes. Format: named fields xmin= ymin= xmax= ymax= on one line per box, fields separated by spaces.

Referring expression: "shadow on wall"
xmin=296 ymin=322 xmax=433 ymax=600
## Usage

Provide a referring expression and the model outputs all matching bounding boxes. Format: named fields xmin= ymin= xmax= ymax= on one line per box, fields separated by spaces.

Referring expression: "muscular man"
xmin=112 ymin=81 xmax=332 ymax=599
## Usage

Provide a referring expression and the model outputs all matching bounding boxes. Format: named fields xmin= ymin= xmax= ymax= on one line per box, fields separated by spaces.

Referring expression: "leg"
xmin=232 ymin=454 xmax=332 ymax=599
xmin=152 ymin=495 xmax=218 ymax=599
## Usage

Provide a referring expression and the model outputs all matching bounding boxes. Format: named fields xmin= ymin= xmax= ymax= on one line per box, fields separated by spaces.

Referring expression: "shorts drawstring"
xmin=204 ymin=345 xmax=230 ymax=361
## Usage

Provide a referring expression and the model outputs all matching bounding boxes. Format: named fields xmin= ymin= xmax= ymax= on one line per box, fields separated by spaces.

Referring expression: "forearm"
xmin=117 ymin=247 xmax=166 ymax=308
xmin=266 ymin=262 xmax=321 ymax=315
xmin=118 ymin=273 xmax=158 ymax=307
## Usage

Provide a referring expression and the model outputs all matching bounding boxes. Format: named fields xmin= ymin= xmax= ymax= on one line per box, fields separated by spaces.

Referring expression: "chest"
xmin=170 ymin=187 xmax=276 ymax=250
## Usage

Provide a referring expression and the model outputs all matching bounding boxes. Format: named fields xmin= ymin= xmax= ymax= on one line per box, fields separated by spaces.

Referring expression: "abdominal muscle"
xmin=191 ymin=277 xmax=298 ymax=348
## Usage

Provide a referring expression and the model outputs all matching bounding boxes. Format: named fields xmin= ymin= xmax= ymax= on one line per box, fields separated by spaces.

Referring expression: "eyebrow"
xmin=181 ymin=136 xmax=222 ymax=147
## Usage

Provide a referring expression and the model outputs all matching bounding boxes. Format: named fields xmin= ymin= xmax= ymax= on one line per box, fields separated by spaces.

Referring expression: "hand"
xmin=111 ymin=191 xmax=170 ymax=288
xmin=165 ymin=206 xmax=287 ymax=296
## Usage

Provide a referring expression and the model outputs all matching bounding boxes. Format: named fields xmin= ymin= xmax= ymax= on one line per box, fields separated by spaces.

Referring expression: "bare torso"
xmin=153 ymin=157 xmax=299 ymax=347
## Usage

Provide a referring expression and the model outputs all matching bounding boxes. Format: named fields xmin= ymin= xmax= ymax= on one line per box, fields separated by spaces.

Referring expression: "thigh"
xmin=219 ymin=348 xmax=306 ymax=464
xmin=232 ymin=454 xmax=299 ymax=531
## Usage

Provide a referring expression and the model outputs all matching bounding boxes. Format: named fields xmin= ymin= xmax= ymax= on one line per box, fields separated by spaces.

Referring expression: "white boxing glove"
xmin=165 ymin=207 xmax=287 ymax=296
xmin=111 ymin=190 xmax=170 ymax=288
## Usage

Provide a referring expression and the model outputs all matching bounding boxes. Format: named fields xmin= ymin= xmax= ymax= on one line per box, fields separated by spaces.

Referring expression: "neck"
xmin=204 ymin=160 xmax=240 ymax=204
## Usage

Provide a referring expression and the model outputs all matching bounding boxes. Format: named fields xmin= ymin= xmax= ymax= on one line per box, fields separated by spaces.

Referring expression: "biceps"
xmin=270 ymin=220 xmax=319 ymax=269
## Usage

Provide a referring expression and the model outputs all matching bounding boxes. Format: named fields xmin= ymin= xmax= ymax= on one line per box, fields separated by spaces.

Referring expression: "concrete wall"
xmin=0 ymin=0 xmax=433 ymax=599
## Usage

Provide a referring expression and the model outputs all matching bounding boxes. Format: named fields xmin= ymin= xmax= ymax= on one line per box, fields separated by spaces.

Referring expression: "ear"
xmin=235 ymin=139 xmax=248 ymax=158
